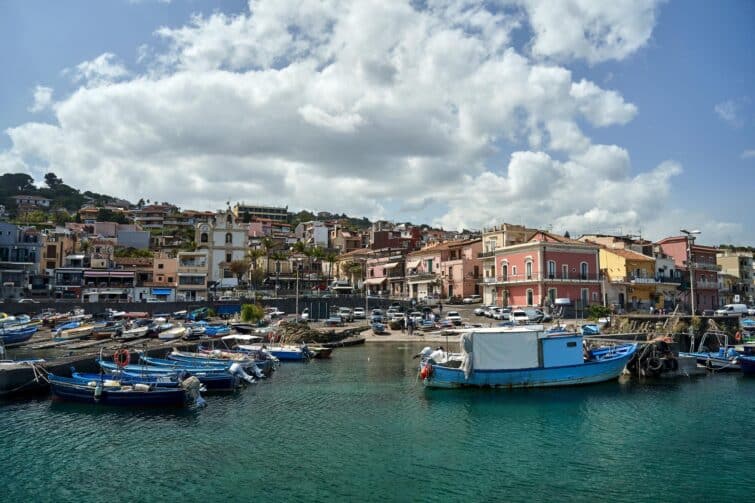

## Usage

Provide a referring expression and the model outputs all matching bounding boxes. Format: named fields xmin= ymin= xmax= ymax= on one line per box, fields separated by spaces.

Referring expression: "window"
xmin=526 ymin=289 xmax=534 ymax=306
xmin=562 ymin=264 xmax=568 ymax=279
xmin=158 ymin=263 xmax=164 ymax=269
xmin=581 ymin=288 xmax=589 ymax=306
xmin=548 ymin=288 xmax=557 ymax=303
xmin=427 ymin=259 xmax=433 ymax=273
xmin=592 ymin=291 xmax=598 ymax=301
xmin=512 ymin=265 xmax=517 ymax=276
xmin=167 ymin=277 xmax=173 ymax=283
xmin=501 ymin=264 xmax=508 ymax=280
xmin=225 ymin=233 xmax=232 ymax=244
xmin=580 ymin=262 xmax=588 ymax=280
xmin=547 ymin=261 xmax=556 ymax=278
xmin=225 ymin=253 xmax=232 ymax=263
xmin=200 ymin=233 xmax=208 ymax=243
xmin=525 ymin=261 xmax=532 ymax=280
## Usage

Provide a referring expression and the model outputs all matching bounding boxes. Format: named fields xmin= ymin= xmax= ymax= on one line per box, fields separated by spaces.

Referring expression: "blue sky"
xmin=0 ymin=0 xmax=753 ymax=245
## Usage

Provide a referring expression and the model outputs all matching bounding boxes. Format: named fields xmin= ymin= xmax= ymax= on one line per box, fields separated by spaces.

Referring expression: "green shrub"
xmin=587 ymin=304 xmax=611 ymax=320
xmin=240 ymin=303 xmax=264 ymax=323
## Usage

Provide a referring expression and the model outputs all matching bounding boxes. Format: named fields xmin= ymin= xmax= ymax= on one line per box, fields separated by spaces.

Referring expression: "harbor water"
xmin=2 ymin=342 xmax=753 ymax=502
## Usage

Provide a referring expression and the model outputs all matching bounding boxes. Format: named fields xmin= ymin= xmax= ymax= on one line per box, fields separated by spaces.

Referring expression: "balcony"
xmin=477 ymin=250 xmax=497 ymax=258
xmin=406 ymin=272 xmax=438 ymax=283
xmin=696 ymin=280 xmax=719 ymax=289
xmin=690 ymin=262 xmax=721 ymax=272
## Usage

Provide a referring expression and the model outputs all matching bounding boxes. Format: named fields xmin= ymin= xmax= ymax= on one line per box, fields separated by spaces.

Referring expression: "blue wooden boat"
xmin=581 ymin=323 xmax=600 ymax=335
xmin=97 ymin=360 xmax=242 ymax=391
xmin=0 ymin=326 xmax=37 ymax=346
xmin=167 ymin=351 xmax=266 ymax=376
xmin=679 ymin=331 xmax=741 ymax=371
xmin=236 ymin=343 xmax=312 ymax=361
xmin=48 ymin=373 xmax=204 ymax=407
xmin=71 ymin=371 xmax=181 ymax=388
xmin=419 ymin=327 xmax=637 ymax=389
xmin=203 ymin=325 xmax=231 ymax=337
xmin=53 ymin=320 xmax=80 ymax=334
xmin=740 ymin=355 xmax=755 ymax=375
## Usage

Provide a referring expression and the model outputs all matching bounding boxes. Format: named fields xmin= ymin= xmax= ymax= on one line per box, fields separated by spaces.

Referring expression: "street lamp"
xmin=681 ymin=229 xmax=701 ymax=314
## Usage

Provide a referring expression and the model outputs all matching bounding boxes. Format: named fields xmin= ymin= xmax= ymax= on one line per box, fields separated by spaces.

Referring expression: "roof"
xmin=407 ymin=238 xmax=481 ymax=257
xmin=113 ymin=257 xmax=153 ymax=266
xmin=601 ymin=247 xmax=654 ymax=262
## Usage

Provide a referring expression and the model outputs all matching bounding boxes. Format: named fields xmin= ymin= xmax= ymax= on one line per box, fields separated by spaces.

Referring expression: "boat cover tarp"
xmin=470 ymin=330 xmax=540 ymax=371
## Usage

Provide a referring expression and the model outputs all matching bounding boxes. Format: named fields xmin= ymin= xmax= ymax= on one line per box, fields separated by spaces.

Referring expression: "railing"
xmin=477 ymin=251 xmax=497 ymax=258
xmin=692 ymin=262 xmax=721 ymax=272
xmin=406 ymin=272 xmax=438 ymax=282
xmin=696 ymin=280 xmax=719 ymax=289
xmin=486 ymin=272 xmax=601 ymax=283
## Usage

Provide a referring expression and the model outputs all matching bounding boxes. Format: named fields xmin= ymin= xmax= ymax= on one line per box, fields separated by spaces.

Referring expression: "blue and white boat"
xmin=97 ymin=359 xmax=244 ymax=391
xmin=48 ymin=373 xmax=204 ymax=407
xmin=419 ymin=326 xmax=636 ymax=389
xmin=71 ymin=370 xmax=181 ymax=388
xmin=0 ymin=325 xmax=37 ymax=346
xmin=679 ymin=331 xmax=741 ymax=371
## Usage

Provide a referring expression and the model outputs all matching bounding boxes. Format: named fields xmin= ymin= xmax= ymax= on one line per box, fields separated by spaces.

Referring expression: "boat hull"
xmin=424 ymin=347 xmax=635 ymax=389
xmin=49 ymin=375 xmax=189 ymax=406
xmin=740 ymin=356 xmax=755 ymax=375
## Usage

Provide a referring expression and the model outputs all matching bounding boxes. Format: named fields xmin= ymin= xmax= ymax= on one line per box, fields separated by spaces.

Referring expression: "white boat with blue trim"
xmin=419 ymin=326 xmax=636 ymax=389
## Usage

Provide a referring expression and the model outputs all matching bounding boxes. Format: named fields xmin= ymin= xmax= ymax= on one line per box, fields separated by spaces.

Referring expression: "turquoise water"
xmin=2 ymin=343 xmax=753 ymax=502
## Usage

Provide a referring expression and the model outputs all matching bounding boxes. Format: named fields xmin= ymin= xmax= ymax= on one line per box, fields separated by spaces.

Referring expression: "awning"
xmin=405 ymin=259 xmax=420 ymax=269
xmin=109 ymin=271 xmax=135 ymax=278
xmin=178 ymin=273 xmax=206 ymax=277
xmin=151 ymin=288 xmax=172 ymax=295
xmin=364 ymin=278 xmax=387 ymax=285
xmin=383 ymin=262 xmax=400 ymax=269
xmin=84 ymin=271 xmax=108 ymax=277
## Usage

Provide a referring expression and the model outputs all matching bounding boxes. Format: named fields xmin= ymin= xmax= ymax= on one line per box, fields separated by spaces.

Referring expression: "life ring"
xmin=735 ymin=332 xmax=741 ymax=342
xmin=419 ymin=363 xmax=433 ymax=379
xmin=113 ymin=349 xmax=130 ymax=368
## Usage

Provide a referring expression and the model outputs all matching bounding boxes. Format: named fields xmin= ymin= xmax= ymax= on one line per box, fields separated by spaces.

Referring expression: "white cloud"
xmin=28 ymin=85 xmax=53 ymax=113
xmin=741 ymin=149 xmax=755 ymax=159
xmin=71 ymin=53 xmax=130 ymax=87
xmin=714 ymin=99 xmax=746 ymax=128
xmin=0 ymin=0 xmax=692 ymax=239
xmin=519 ymin=0 xmax=661 ymax=64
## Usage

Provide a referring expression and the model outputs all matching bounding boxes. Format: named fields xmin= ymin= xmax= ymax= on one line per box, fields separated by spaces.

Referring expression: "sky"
xmin=0 ymin=0 xmax=753 ymax=245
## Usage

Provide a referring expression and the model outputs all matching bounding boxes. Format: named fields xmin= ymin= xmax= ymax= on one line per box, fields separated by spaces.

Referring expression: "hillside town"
xmin=0 ymin=180 xmax=752 ymax=314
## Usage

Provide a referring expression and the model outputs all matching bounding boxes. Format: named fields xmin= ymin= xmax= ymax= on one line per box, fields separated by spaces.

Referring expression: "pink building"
xmin=656 ymin=236 xmax=719 ymax=312
xmin=365 ymin=254 xmax=405 ymax=297
xmin=486 ymin=231 xmax=601 ymax=308
xmin=405 ymin=239 xmax=482 ymax=300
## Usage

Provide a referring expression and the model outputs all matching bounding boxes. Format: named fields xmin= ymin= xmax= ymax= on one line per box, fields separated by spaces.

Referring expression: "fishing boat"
xmin=157 ymin=326 xmax=189 ymax=341
xmin=92 ymin=322 xmax=123 ymax=340
xmin=307 ymin=346 xmax=333 ymax=359
xmin=581 ymin=323 xmax=601 ymax=335
xmin=679 ymin=331 xmax=741 ymax=371
xmin=119 ymin=325 xmax=150 ymax=340
xmin=230 ymin=323 xmax=257 ymax=334
xmin=70 ymin=371 xmax=182 ymax=388
xmin=0 ymin=325 xmax=38 ymax=347
xmin=418 ymin=326 xmax=636 ymax=389
xmin=236 ymin=341 xmax=313 ymax=361
xmin=48 ymin=373 xmax=204 ymax=407
xmin=97 ymin=359 xmax=245 ymax=390
xmin=56 ymin=324 xmax=95 ymax=341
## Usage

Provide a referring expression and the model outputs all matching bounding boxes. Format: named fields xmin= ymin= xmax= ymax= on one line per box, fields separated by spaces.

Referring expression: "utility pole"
xmin=681 ymin=229 xmax=701 ymax=314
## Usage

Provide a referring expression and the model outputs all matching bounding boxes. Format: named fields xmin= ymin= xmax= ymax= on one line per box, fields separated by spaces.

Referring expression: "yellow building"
xmin=599 ymin=247 xmax=657 ymax=310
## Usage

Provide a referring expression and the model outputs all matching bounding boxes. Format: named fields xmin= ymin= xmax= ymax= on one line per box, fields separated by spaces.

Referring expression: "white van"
xmin=714 ymin=304 xmax=748 ymax=316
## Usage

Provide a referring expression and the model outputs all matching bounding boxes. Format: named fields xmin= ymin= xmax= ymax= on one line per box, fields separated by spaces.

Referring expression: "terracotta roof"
xmin=407 ymin=238 xmax=481 ymax=257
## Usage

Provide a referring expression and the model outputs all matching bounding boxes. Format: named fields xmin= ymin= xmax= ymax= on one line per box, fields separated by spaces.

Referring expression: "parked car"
xmin=324 ymin=315 xmax=343 ymax=327
xmin=748 ymin=306 xmax=755 ymax=316
xmin=511 ymin=310 xmax=530 ymax=324
xmin=445 ymin=311 xmax=463 ymax=325
xmin=462 ymin=294 xmax=482 ymax=304
xmin=714 ymin=303 xmax=749 ymax=316
xmin=524 ymin=308 xmax=545 ymax=323
xmin=474 ymin=305 xmax=493 ymax=316
xmin=353 ymin=307 xmax=366 ymax=319
xmin=301 ymin=308 xmax=309 ymax=321
xmin=17 ymin=298 xmax=40 ymax=304
xmin=484 ymin=306 xmax=498 ymax=318
xmin=494 ymin=308 xmax=511 ymax=321
xmin=408 ymin=311 xmax=423 ymax=324
xmin=338 ymin=307 xmax=354 ymax=322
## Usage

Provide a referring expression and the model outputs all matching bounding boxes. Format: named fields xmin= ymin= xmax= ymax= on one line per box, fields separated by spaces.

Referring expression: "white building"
xmin=294 ymin=220 xmax=329 ymax=248
xmin=195 ymin=210 xmax=248 ymax=288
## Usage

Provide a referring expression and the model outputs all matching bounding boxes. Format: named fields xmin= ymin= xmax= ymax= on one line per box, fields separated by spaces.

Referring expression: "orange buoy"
xmin=113 ymin=348 xmax=130 ymax=368
xmin=735 ymin=331 xmax=742 ymax=342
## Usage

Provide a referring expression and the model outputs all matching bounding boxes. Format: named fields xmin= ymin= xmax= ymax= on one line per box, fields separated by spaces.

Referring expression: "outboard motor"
xmin=229 ymin=362 xmax=255 ymax=385
xmin=181 ymin=376 xmax=206 ymax=407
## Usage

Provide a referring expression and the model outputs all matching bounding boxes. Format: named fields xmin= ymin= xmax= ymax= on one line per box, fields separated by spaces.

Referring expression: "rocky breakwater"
xmin=273 ymin=322 xmax=369 ymax=345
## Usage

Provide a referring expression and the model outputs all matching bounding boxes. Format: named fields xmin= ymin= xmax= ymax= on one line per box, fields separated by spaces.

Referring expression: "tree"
xmin=246 ymin=248 xmax=264 ymax=270
xmin=228 ymin=259 xmax=250 ymax=285
xmin=79 ymin=239 xmax=91 ymax=255
xmin=324 ymin=251 xmax=338 ymax=285
xmin=96 ymin=208 xmax=128 ymax=224
xmin=248 ymin=268 xmax=266 ymax=290
xmin=137 ymin=198 xmax=145 ymax=208
xmin=44 ymin=172 xmax=63 ymax=189
xmin=0 ymin=173 xmax=35 ymax=194
xmin=261 ymin=237 xmax=275 ymax=278
xmin=344 ymin=261 xmax=364 ymax=288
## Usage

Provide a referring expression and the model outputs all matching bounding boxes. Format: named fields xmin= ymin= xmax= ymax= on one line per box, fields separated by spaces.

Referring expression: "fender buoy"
xmin=113 ymin=349 xmax=130 ymax=368
xmin=735 ymin=332 xmax=741 ymax=342
xmin=647 ymin=357 xmax=663 ymax=373
xmin=420 ymin=363 xmax=432 ymax=379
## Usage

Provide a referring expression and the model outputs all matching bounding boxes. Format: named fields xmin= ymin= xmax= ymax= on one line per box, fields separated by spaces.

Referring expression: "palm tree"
xmin=324 ymin=251 xmax=338 ymax=286
xmin=260 ymin=237 xmax=275 ymax=280
xmin=245 ymin=248 xmax=264 ymax=271
xmin=344 ymin=261 xmax=364 ymax=290
xmin=270 ymin=250 xmax=289 ymax=294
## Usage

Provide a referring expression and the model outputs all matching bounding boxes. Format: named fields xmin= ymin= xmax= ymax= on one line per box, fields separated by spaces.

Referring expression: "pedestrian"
xmin=439 ymin=302 xmax=443 ymax=314
xmin=402 ymin=314 xmax=407 ymax=334
xmin=408 ymin=318 xmax=414 ymax=336
xmin=649 ymin=305 xmax=654 ymax=315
